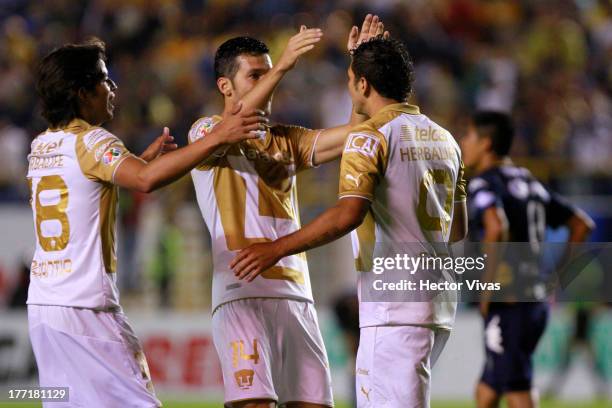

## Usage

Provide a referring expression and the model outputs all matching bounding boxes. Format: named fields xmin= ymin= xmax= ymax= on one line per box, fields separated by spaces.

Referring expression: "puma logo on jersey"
xmin=234 ymin=369 xmax=255 ymax=390
xmin=345 ymin=133 xmax=380 ymax=157
xmin=345 ymin=173 xmax=364 ymax=187
xmin=360 ymin=386 xmax=371 ymax=401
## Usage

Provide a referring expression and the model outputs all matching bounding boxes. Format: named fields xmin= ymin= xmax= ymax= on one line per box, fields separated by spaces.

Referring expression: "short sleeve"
xmin=279 ymin=125 xmax=321 ymax=172
xmin=468 ymin=177 xmax=500 ymax=214
xmin=188 ymin=116 xmax=225 ymax=168
xmin=338 ymin=131 xmax=388 ymax=201
xmin=76 ymin=128 xmax=134 ymax=183
xmin=455 ymin=158 xmax=467 ymax=202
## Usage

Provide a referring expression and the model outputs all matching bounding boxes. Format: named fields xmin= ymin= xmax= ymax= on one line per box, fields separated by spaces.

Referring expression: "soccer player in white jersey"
xmin=232 ymin=37 xmax=469 ymax=408
xmin=188 ymin=15 xmax=387 ymax=408
xmin=27 ymin=39 xmax=266 ymax=407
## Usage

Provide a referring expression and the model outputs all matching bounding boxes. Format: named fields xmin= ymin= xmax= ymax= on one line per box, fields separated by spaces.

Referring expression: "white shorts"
xmin=212 ymin=298 xmax=333 ymax=406
xmin=356 ymin=325 xmax=450 ymax=408
xmin=28 ymin=305 xmax=160 ymax=408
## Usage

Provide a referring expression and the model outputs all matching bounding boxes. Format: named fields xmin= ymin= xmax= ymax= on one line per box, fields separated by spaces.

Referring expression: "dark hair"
xmin=36 ymin=40 xmax=107 ymax=127
xmin=351 ymin=37 xmax=414 ymax=102
xmin=214 ymin=36 xmax=269 ymax=80
xmin=471 ymin=111 xmax=515 ymax=156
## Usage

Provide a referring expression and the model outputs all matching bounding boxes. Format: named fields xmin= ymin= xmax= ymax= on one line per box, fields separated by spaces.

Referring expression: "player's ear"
xmin=217 ymin=77 xmax=233 ymax=98
xmin=359 ymin=76 xmax=370 ymax=97
xmin=482 ymin=135 xmax=493 ymax=152
xmin=76 ymin=87 xmax=91 ymax=110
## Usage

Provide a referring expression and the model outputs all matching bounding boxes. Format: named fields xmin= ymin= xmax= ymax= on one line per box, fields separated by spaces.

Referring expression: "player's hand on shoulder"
xmin=347 ymin=13 xmax=389 ymax=53
xmin=139 ymin=127 xmax=178 ymax=162
xmin=211 ymin=101 xmax=268 ymax=145
xmin=230 ymin=242 xmax=282 ymax=282
xmin=276 ymin=25 xmax=323 ymax=73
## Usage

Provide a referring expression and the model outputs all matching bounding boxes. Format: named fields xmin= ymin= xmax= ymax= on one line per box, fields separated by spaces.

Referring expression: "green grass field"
xmin=1 ymin=401 xmax=609 ymax=407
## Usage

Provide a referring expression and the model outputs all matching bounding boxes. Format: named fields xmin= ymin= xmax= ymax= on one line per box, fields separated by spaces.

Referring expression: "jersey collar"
xmin=49 ymin=118 xmax=93 ymax=133
xmin=376 ymin=102 xmax=420 ymax=116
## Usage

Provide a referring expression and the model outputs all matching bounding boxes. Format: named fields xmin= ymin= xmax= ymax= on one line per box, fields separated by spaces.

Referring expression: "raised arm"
xmin=238 ymin=26 xmax=323 ymax=113
xmin=114 ymin=106 xmax=266 ymax=193
xmin=312 ymin=14 xmax=390 ymax=165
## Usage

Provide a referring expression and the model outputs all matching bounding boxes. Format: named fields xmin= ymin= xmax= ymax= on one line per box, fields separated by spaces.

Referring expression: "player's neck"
xmin=222 ymin=102 xmax=234 ymax=117
xmin=222 ymin=97 xmax=245 ymax=117
xmin=475 ymin=154 xmax=504 ymax=175
xmin=365 ymin=96 xmax=400 ymax=117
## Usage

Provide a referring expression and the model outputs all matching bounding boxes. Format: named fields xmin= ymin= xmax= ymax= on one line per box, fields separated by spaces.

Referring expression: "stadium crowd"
xmin=0 ymin=0 xmax=611 ymax=307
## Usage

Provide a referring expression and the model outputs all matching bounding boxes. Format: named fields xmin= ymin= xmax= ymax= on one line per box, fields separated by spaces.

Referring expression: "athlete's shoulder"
xmin=80 ymin=127 xmax=118 ymax=150
xmin=70 ymin=122 xmax=131 ymax=182
xmin=267 ymin=123 xmax=315 ymax=146
xmin=188 ymin=115 xmax=222 ymax=144
xmin=348 ymin=119 xmax=386 ymax=140
xmin=269 ymin=122 xmax=307 ymax=134
xmin=468 ymin=176 xmax=490 ymax=194
xmin=499 ymin=164 xmax=531 ymax=180
xmin=469 ymin=168 xmax=503 ymax=194
xmin=75 ymin=125 xmax=124 ymax=163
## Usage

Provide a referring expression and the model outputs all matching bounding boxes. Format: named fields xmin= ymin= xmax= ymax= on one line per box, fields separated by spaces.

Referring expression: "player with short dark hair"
xmin=28 ymin=39 xmax=266 ymax=407
xmin=188 ymin=15 xmax=388 ymax=408
xmin=460 ymin=110 xmax=595 ymax=408
xmin=350 ymin=37 xmax=414 ymax=103
xmin=231 ymin=36 xmax=468 ymax=408
xmin=214 ymin=36 xmax=270 ymax=80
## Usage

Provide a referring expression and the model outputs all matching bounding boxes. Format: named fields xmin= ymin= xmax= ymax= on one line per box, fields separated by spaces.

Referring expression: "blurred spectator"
xmin=1 ymin=0 xmax=610 ymax=309
xmin=0 ymin=118 xmax=28 ymax=201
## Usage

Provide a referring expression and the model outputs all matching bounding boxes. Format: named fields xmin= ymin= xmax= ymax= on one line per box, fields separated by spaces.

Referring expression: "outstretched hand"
xmin=276 ymin=25 xmax=323 ymax=72
xmin=140 ymin=127 xmax=178 ymax=162
xmin=347 ymin=13 xmax=389 ymax=53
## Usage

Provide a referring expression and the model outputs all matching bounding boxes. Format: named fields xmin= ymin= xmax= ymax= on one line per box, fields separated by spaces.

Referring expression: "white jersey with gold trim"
xmin=26 ymin=118 xmax=135 ymax=310
xmin=189 ymin=116 xmax=320 ymax=311
xmin=338 ymin=103 xmax=467 ymax=329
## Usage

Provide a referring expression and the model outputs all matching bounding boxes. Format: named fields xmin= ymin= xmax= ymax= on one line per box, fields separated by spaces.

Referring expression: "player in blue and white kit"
xmin=460 ymin=111 xmax=595 ymax=408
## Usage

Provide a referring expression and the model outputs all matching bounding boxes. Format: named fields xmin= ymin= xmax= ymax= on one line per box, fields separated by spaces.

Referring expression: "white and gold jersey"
xmin=189 ymin=116 xmax=320 ymax=311
xmin=339 ymin=103 xmax=467 ymax=329
xmin=26 ymin=118 xmax=135 ymax=310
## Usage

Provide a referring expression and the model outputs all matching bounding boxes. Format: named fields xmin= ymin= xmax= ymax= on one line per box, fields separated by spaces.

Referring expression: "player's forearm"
xmin=240 ymin=66 xmax=287 ymax=112
xmin=450 ymin=201 xmax=468 ymax=242
xmin=136 ymin=134 xmax=224 ymax=192
xmin=554 ymin=212 xmax=595 ymax=288
xmin=313 ymin=109 xmax=370 ymax=165
xmin=277 ymin=204 xmax=362 ymax=257
xmin=567 ymin=211 xmax=595 ymax=243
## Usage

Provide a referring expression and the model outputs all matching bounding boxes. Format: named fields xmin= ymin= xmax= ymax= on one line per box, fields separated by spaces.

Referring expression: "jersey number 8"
xmin=30 ymin=175 xmax=70 ymax=252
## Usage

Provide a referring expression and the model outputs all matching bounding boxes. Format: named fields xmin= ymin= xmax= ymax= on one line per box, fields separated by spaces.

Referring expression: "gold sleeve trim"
xmin=338 ymin=193 xmax=373 ymax=202
xmin=308 ymin=130 xmax=323 ymax=168
xmin=110 ymin=154 xmax=133 ymax=184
